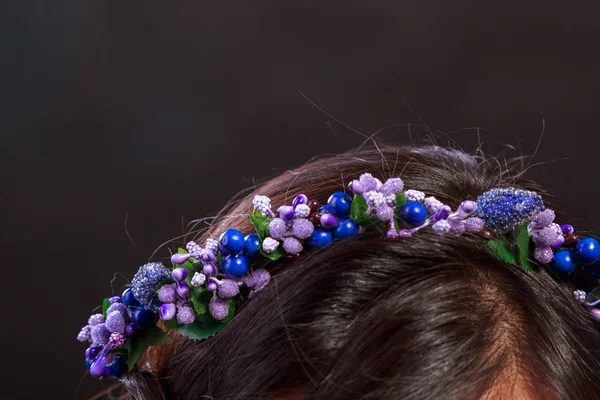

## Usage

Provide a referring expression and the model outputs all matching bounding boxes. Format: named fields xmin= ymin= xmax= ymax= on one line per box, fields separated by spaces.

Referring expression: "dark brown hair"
xmin=122 ymin=146 xmax=600 ymax=399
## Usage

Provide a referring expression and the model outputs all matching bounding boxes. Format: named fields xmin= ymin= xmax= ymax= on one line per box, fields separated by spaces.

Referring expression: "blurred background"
xmin=3 ymin=1 xmax=600 ymax=398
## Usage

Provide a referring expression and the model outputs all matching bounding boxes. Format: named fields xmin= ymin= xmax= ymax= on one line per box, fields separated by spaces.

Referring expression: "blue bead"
xmin=575 ymin=238 xmax=600 ymax=264
xmin=132 ymin=307 xmax=156 ymax=330
xmin=107 ymin=355 xmax=127 ymax=377
xmin=319 ymin=205 xmax=331 ymax=214
xmin=552 ymin=251 xmax=574 ymax=275
xmin=222 ymin=254 xmax=249 ymax=278
xmin=334 ymin=218 xmax=359 ymax=239
xmin=243 ymin=234 xmax=261 ymax=258
xmin=85 ymin=359 xmax=93 ymax=369
xmin=122 ymin=287 xmax=140 ymax=308
xmin=307 ymin=229 xmax=333 ymax=248
xmin=219 ymin=229 xmax=245 ymax=255
xmin=399 ymin=201 xmax=428 ymax=226
xmin=327 ymin=192 xmax=353 ymax=217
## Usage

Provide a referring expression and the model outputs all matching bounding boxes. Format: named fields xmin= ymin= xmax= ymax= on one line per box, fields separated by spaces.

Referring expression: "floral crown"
xmin=77 ymin=173 xmax=600 ymax=379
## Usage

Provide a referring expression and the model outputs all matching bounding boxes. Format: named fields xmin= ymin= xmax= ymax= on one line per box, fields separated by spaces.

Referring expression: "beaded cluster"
xmin=78 ymin=173 xmax=600 ymax=379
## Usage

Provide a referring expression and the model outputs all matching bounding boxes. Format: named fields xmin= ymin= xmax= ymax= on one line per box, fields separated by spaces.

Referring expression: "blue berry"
xmin=575 ymin=238 xmax=600 ymax=264
xmin=219 ymin=229 xmax=245 ymax=255
xmin=552 ymin=251 xmax=574 ymax=275
xmin=122 ymin=287 xmax=140 ymax=308
xmin=307 ymin=229 xmax=333 ymax=247
xmin=319 ymin=205 xmax=332 ymax=214
xmin=327 ymin=192 xmax=353 ymax=217
xmin=243 ymin=234 xmax=261 ymax=257
xmin=399 ymin=201 xmax=428 ymax=226
xmin=132 ymin=307 xmax=156 ymax=330
xmin=85 ymin=359 xmax=93 ymax=369
xmin=222 ymin=254 xmax=249 ymax=278
xmin=107 ymin=355 xmax=127 ymax=377
xmin=334 ymin=218 xmax=359 ymax=239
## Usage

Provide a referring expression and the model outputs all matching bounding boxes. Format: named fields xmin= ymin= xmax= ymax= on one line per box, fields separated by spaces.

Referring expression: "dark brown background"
xmin=3 ymin=1 xmax=600 ymax=398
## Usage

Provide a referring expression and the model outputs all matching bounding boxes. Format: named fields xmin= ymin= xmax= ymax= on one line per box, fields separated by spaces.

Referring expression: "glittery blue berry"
xmin=219 ymin=229 xmax=245 ymax=255
xmin=132 ymin=307 xmax=156 ymax=330
xmin=473 ymin=188 xmax=545 ymax=234
xmin=307 ymin=229 xmax=333 ymax=247
xmin=575 ymin=238 xmax=600 ymax=264
xmin=243 ymin=234 xmax=261 ymax=257
xmin=552 ymin=251 xmax=574 ymax=275
xmin=131 ymin=262 xmax=171 ymax=309
xmin=107 ymin=355 xmax=127 ymax=377
xmin=399 ymin=201 xmax=428 ymax=226
xmin=334 ymin=218 xmax=359 ymax=239
xmin=327 ymin=192 xmax=353 ymax=217
xmin=222 ymin=254 xmax=249 ymax=278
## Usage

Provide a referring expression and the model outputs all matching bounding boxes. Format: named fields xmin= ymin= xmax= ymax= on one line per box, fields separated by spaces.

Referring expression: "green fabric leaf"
xmin=488 ymin=240 xmax=517 ymax=264
xmin=350 ymin=194 xmax=383 ymax=227
xmin=176 ymin=299 xmax=236 ymax=340
xmin=394 ymin=192 xmax=408 ymax=230
xmin=260 ymin=247 xmax=284 ymax=261
xmin=190 ymin=285 xmax=208 ymax=315
xmin=127 ymin=327 xmax=173 ymax=370
xmin=515 ymin=225 xmax=533 ymax=272
xmin=586 ymin=287 xmax=600 ymax=303
xmin=102 ymin=298 xmax=110 ymax=318
xmin=155 ymin=278 xmax=175 ymax=292
xmin=249 ymin=211 xmax=270 ymax=240
xmin=178 ymin=247 xmax=189 ymax=254
xmin=162 ymin=318 xmax=180 ymax=330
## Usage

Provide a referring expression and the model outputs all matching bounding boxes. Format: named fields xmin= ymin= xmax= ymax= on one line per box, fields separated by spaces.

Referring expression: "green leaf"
xmin=127 ymin=327 xmax=173 ymax=370
xmin=488 ymin=240 xmax=517 ymax=264
xmin=176 ymin=299 xmax=236 ymax=340
xmin=351 ymin=194 xmax=368 ymax=221
xmin=162 ymin=318 xmax=180 ymax=330
xmin=102 ymin=298 xmax=110 ymax=318
xmin=586 ymin=287 xmax=600 ymax=303
xmin=394 ymin=192 xmax=408 ymax=230
xmin=260 ymin=246 xmax=284 ymax=261
xmin=155 ymin=278 xmax=175 ymax=292
xmin=190 ymin=285 xmax=208 ymax=315
xmin=249 ymin=211 xmax=271 ymax=240
xmin=515 ymin=225 xmax=533 ymax=272
xmin=178 ymin=247 xmax=189 ymax=254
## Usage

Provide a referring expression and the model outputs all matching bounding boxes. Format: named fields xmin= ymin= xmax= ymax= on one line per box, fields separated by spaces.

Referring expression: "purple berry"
xmin=349 ymin=179 xmax=364 ymax=195
xmin=292 ymin=218 xmax=314 ymax=239
xmin=534 ymin=247 xmax=554 ymax=264
xmin=159 ymin=303 xmax=176 ymax=321
xmin=176 ymin=306 xmax=195 ymax=325
xmin=591 ymin=308 xmax=600 ymax=321
xmin=380 ymin=178 xmax=404 ymax=196
xmin=200 ymin=249 xmax=217 ymax=263
xmin=105 ymin=311 xmax=126 ymax=334
xmin=374 ymin=204 xmax=394 ymax=221
xmin=77 ymin=326 xmax=92 ymax=342
xmin=203 ymin=264 xmax=216 ymax=277
xmin=108 ymin=332 xmax=126 ymax=349
xmin=459 ymin=200 xmax=477 ymax=215
xmin=292 ymin=194 xmax=308 ymax=210
xmin=91 ymin=323 xmax=111 ymax=345
xmin=243 ymin=269 xmax=271 ymax=293
xmin=464 ymin=218 xmax=484 ymax=232
xmin=207 ymin=280 xmax=218 ymax=292
xmin=359 ymin=173 xmax=378 ymax=192
xmin=269 ymin=218 xmax=287 ymax=240
xmin=534 ymin=227 xmax=559 ymax=247
xmin=561 ymin=224 xmax=574 ymax=235
xmin=106 ymin=302 xmax=128 ymax=318
xmin=278 ymin=205 xmax=295 ymax=221
xmin=209 ymin=298 xmax=229 ymax=321
xmin=176 ymin=282 xmax=190 ymax=298
xmin=320 ymin=213 xmax=338 ymax=228
xmin=108 ymin=296 xmax=121 ymax=305
xmin=157 ymin=283 xmax=177 ymax=303
xmin=88 ymin=314 xmax=104 ymax=326
xmin=283 ymin=237 xmax=303 ymax=254
xmin=171 ymin=253 xmax=191 ymax=266
xmin=218 ymin=279 xmax=240 ymax=299
xmin=124 ymin=324 xmax=136 ymax=337
xmin=172 ymin=267 xmax=188 ymax=283
xmin=532 ymin=209 xmax=555 ymax=228
xmin=85 ymin=346 xmax=102 ymax=360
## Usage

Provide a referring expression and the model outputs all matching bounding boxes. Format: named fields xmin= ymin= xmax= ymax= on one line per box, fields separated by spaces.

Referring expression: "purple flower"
xmin=294 ymin=204 xmax=311 ymax=219
xmin=243 ymin=269 xmax=271 ymax=296
xmin=432 ymin=220 xmax=451 ymax=234
xmin=359 ymin=173 xmax=379 ymax=192
xmin=365 ymin=191 xmax=385 ymax=208
xmin=191 ymin=272 xmax=206 ymax=287
xmin=77 ymin=326 xmax=91 ymax=343
xmin=253 ymin=195 xmax=273 ymax=217
xmin=532 ymin=209 xmax=555 ymax=229
xmin=380 ymin=178 xmax=404 ymax=196
xmin=404 ymin=190 xmax=425 ymax=202
xmin=88 ymin=314 xmax=104 ymax=326
xmin=106 ymin=302 xmax=128 ymax=317
xmin=534 ymin=247 xmax=554 ymax=264
xmin=108 ymin=332 xmax=126 ymax=349
xmin=424 ymin=197 xmax=444 ymax=214
xmin=205 ymin=239 xmax=219 ymax=255
xmin=374 ymin=204 xmax=394 ymax=221
xmin=262 ymin=237 xmax=280 ymax=253
xmin=464 ymin=218 xmax=484 ymax=232
xmin=533 ymin=227 xmax=559 ymax=247
xmin=91 ymin=323 xmax=111 ymax=345
xmin=186 ymin=241 xmax=203 ymax=258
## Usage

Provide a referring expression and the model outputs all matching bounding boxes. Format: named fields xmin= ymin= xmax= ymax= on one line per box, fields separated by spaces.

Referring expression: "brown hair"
xmin=122 ymin=146 xmax=600 ymax=399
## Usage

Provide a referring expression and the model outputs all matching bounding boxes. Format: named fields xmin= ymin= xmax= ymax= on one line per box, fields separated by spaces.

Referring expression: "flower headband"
xmin=77 ymin=173 xmax=600 ymax=379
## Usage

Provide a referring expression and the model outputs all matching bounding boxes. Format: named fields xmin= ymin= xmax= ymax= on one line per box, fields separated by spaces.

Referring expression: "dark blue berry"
xmin=85 ymin=359 xmax=93 ymax=369
xmin=307 ymin=229 xmax=333 ymax=247
xmin=552 ymin=251 xmax=574 ymax=275
xmin=222 ymin=254 xmax=249 ymax=278
xmin=334 ymin=218 xmax=359 ymax=239
xmin=319 ymin=205 xmax=332 ymax=214
xmin=327 ymin=192 xmax=353 ymax=217
xmin=122 ymin=287 xmax=140 ymax=308
xmin=399 ymin=201 xmax=428 ymax=226
xmin=85 ymin=346 xmax=102 ymax=360
xmin=575 ymin=238 xmax=600 ymax=264
xmin=132 ymin=307 xmax=156 ymax=330
xmin=107 ymin=355 xmax=128 ymax=377
xmin=219 ymin=229 xmax=245 ymax=255
xmin=243 ymin=234 xmax=261 ymax=258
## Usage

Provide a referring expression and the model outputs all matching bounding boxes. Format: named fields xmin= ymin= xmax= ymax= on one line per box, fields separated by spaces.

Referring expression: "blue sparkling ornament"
xmin=575 ymin=238 xmax=600 ymax=264
xmin=219 ymin=229 xmax=245 ymax=255
xmin=222 ymin=254 xmax=249 ymax=278
xmin=334 ymin=219 xmax=359 ymax=239
xmin=122 ymin=287 xmax=140 ymax=308
xmin=307 ymin=229 xmax=333 ymax=247
xmin=473 ymin=187 xmax=545 ymax=234
xmin=552 ymin=251 xmax=574 ymax=275
xmin=399 ymin=202 xmax=428 ymax=226
xmin=327 ymin=192 xmax=353 ymax=217
xmin=107 ymin=355 xmax=127 ymax=377
xmin=243 ymin=234 xmax=261 ymax=258
xmin=132 ymin=307 xmax=156 ymax=330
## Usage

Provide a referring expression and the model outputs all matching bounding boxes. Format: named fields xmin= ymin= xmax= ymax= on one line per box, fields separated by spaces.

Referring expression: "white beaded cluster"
xmin=191 ymin=272 xmax=206 ymax=287
xmin=294 ymin=204 xmax=311 ymax=218
xmin=405 ymin=190 xmax=425 ymax=202
xmin=262 ymin=237 xmax=280 ymax=253
xmin=365 ymin=191 xmax=385 ymax=208
xmin=574 ymin=290 xmax=587 ymax=303
xmin=424 ymin=196 xmax=444 ymax=213
xmin=252 ymin=195 xmax=272 ymax=217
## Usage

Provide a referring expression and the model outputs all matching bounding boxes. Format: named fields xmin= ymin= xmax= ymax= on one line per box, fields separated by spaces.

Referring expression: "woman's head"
xmin=122 ymin=146 xmax=600 ymax=399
